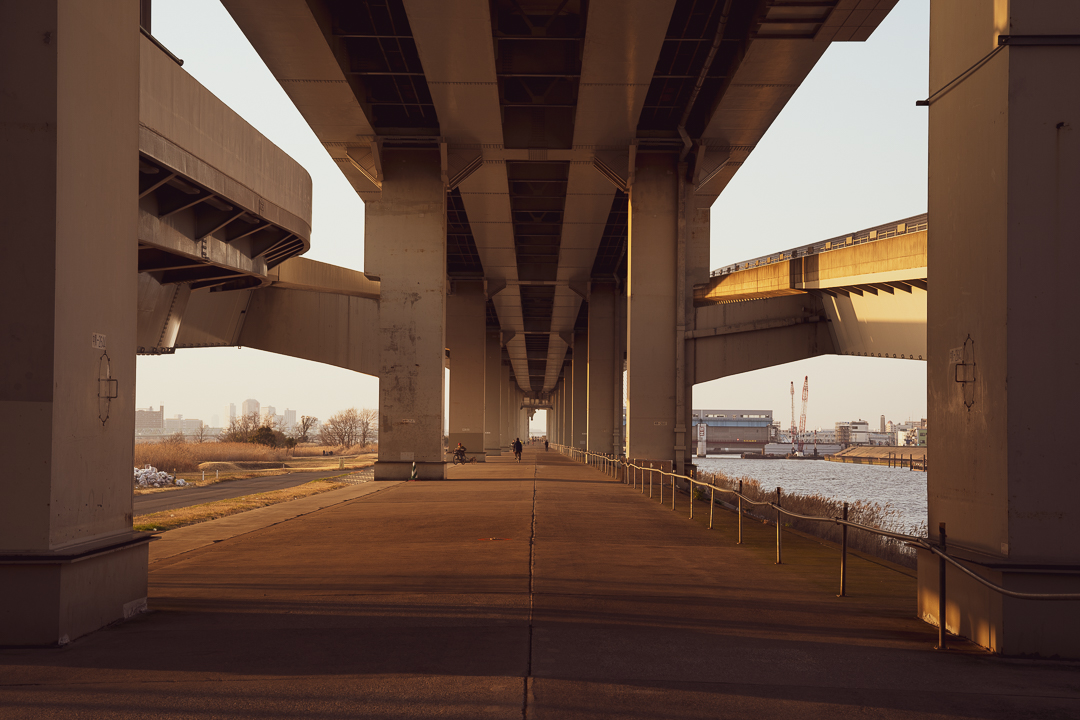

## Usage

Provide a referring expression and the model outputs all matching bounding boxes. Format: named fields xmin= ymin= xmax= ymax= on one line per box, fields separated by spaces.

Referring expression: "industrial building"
xmin=693 ymin=409 xmax=774 ymax=456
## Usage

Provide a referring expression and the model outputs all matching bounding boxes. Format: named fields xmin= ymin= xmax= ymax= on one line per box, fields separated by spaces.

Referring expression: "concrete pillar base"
xmin=916 ymin=549 xmax=1080 ymax=657
xmin=0 ymin=537 xmax=149 ymax=647
xmin=373 ymin=461 xmax=446 ymax=481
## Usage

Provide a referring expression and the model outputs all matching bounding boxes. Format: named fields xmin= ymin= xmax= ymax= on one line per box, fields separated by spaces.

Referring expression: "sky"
xmin=138 ymin=0 xmax=930 ymax=432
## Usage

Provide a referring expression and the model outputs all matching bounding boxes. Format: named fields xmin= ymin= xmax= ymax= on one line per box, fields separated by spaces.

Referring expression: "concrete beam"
xmin=692 ymin=296 xmax=837 ymax=385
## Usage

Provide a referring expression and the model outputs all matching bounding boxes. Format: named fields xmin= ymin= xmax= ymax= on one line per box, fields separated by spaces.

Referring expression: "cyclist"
xmin=512 ymin=437 xmax=523 ymax=462
xmin=453 ymin=443 xmax=467 ymax=464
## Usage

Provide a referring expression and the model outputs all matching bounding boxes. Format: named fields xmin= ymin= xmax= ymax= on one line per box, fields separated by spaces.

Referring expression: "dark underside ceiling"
xmin=305 ymin=0 xmax=840 ymax=393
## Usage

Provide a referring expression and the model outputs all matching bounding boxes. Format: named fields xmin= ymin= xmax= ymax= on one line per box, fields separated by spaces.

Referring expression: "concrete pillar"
xmin=447 ymin=281 xmax=486 ymax=460
xmin=561 ymin=362 xmax=573 ymax=447
xmin=500 ymin=363 xmax=511 ymax=450
xmin=517 ymin=388 xmax=526 ymax=442
xmin=626 ymin=154 xmax=678 ymax=465
xmin=921 ymin=1 xmax=1080 ymax=657
xmin=0 ymin=0 xmax=147 ymax=646
xmin=588 ymin=284 xmax=616 ymax=454
xmin=616 ymin=288 xmax=627 ymax=456
xmin=572 ymin=331 xmax=588 ymax=450
xmin=552 ymin=383 xmax=560 ymax=445
xmin=484 ymin=331 xmax=502 ymax=456
xmin=367 ymin=148 xmax=446 ymax=480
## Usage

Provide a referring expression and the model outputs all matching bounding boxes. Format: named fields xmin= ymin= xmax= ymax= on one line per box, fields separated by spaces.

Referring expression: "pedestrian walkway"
xmin=2 ymin=449 xmax=1077 ymax=718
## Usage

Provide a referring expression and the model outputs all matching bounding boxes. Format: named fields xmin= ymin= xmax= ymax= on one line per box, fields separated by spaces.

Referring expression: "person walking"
xmin=544 ymin=439 xmax=549 ymax=451
xmin=512 ymin=437 xmax=523 ymax=462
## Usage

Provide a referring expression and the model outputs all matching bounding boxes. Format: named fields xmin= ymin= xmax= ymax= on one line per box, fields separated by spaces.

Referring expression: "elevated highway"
xmin=691 ymin=215 xmax=927 ymax=384
xmin=5 ymin=0 xmax=1079 ymax=658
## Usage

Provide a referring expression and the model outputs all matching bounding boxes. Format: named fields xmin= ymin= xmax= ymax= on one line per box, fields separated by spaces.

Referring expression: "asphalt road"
xmin=133 ymin=470 xmax=346 ymax=514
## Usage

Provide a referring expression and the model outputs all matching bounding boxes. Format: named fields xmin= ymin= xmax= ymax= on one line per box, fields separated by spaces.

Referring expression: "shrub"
xmin=697 ymin=470 xmax=926 ymax=568
xmin=134 ymin=441 xmax=288 ymax=473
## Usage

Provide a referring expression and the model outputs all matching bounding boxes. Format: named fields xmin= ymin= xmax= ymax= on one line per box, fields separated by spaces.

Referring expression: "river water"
xmin=693 ymin=456 xmax=928 ymax=534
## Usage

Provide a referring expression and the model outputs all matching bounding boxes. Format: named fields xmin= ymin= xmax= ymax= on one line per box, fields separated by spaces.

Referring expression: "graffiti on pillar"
xmin=950 ymin=335 xmax=977 ymax=410
xmin=97 ymin=351 xmax=118 ymax=426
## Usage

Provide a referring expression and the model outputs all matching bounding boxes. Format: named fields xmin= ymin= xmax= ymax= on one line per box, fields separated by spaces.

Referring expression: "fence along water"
xmin=550 ymin=444 xmax=1080 ymax=650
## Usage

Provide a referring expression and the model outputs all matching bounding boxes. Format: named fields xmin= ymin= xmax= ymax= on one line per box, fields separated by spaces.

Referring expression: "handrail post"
xmin=737 ymin=480 xmax=743 ymax=544
xmin=708 ymin=484 xmax=714 ymax=528
xmin=776 ymin=487 xmax=783 ymax=564
xmin=689 ymin=480 xmax=694 ymax=520
xmin=650 ymin=466 xmax=654 ymax=499
xmin=937 ymin=522 xmax=948 ymax=650
xmin=838 ymin=502 xmax=848 ymax=597
xmin=671 ymin=473 xmax=676 ymax=510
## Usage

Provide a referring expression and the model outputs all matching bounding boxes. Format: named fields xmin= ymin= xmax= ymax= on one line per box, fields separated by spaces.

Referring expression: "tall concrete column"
xmin=367 ymin=148 xmax=446 ymax=480
xmin=561 ymin=362 xmax=573 ymax=447
xmin=588 ymin=284 xmax=616 ymax=454
xmin=615 ymin=288 xmax=627 ymax=455
xmin=447 ymin=281 xmax=486 ymax=460
xmin=484 ymin=331 xmax=502 ymax=457
xmin=572 ymin=331 xmax=588 ymax=450
xmin=552 ymin=384 xmax=560 ymax=445
xmin=500 ymin=363 xmax=511 ymax=450
xmin=626 ymin=154 xmax=678 ymax=465
xmin=921 ymin=2 xmax=1080 ymax=657
xmin=0 ymin=0 xmax=147 ymax=646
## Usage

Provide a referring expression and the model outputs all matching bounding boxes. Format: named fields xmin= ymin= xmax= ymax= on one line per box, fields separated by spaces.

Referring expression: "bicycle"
xmin=452 ymin=449 xmax=468 ymax=465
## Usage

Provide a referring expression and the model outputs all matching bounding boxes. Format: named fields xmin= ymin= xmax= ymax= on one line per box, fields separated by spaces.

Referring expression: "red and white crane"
xmin=798 ymin=376 xmax=809 ymax=453
xmin=789 ymin=382 xmax=796 ymax=453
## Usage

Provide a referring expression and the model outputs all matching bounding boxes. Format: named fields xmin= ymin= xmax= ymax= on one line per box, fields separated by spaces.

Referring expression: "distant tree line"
xmin=319 ymin=408 xmax=378 ymax=448
xmin=212 ymin=408 xmax=377 ymax=449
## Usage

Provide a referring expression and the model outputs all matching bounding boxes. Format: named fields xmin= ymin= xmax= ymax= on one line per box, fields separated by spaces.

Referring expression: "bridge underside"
xmin=5 ymin=0 xmax=1080 ymax=659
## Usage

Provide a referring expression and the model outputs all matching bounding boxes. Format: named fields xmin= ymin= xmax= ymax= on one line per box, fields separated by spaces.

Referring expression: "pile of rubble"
xmin=133 ymin=466 xmax=187 ymax=488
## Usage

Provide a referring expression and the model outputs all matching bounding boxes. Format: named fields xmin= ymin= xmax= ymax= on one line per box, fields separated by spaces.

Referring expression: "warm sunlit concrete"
xmin=367 ymin=149 xmax=447 ymax=480
xmin=920 ymin=1 xmax=1080 ymax=657
xmin=0 ymin=0 xmax=148 ymax=646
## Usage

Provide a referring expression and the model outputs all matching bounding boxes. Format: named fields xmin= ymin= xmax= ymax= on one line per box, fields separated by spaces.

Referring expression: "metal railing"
xmin=709 ymin=214 xmax=929 ymax=278
xmin=550 ymin=443 xmax=1080 ymax=650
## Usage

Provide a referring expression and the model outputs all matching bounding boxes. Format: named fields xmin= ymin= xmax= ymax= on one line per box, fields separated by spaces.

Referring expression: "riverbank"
xmin=827 ymin=446 xmax=927 ymax=470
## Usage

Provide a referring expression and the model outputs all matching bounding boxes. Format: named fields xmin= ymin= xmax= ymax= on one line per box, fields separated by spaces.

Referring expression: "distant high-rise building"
xmin=880 ymin=415 xmax=886 ymax=433
xmin=242 ymin=399 xmax=259 ymax=417
xmin=224 ymin=403 xmax=236 ymax=424
xmin=284 ymin=409 xmax=296 ymax=429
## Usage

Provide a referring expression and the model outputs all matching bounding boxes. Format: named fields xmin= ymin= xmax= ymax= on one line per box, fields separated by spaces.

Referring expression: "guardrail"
xmin=549 ymin=442 xmax=1080 ymax=650
xmin=709 ymin=213 xmax=929 ymax=278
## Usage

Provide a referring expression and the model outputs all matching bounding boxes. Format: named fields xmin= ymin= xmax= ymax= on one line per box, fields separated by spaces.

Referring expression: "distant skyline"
xmin=138 ymin=0 xmax=930 ymax=433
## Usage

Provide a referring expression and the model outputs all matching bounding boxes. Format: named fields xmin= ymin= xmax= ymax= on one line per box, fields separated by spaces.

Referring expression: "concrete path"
xmin=134 ymin=469 xmax=365 ymax=514
xmin=2 ymin=449 xmax=1077 ymax=719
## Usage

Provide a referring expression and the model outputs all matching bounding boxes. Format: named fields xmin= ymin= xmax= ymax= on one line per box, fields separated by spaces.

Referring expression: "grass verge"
xmin=134 ymin=456 xmax=375 ymax=495
xmin=133 ymin=479 xmax=349 ymax=533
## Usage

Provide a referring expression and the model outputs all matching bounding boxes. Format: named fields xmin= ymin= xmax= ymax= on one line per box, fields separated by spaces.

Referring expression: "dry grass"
xmin=134 ymin=442 xmax=289 ymax=473
xmin=132 ymin=479 xmax=348 ymax=533
xmin=697 ymin=470 xmax=926 ymax=568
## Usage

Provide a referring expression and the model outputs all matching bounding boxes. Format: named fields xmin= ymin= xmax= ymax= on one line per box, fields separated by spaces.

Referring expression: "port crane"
xmin=798 ymin=376 xmax=809 ymax=453
xmin=789 ymin=382 xmax=796 ymax=453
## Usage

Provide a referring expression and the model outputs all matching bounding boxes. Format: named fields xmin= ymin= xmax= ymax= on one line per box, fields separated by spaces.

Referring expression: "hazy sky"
xmin=138 ymin=0 xmax=930 ymax=431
